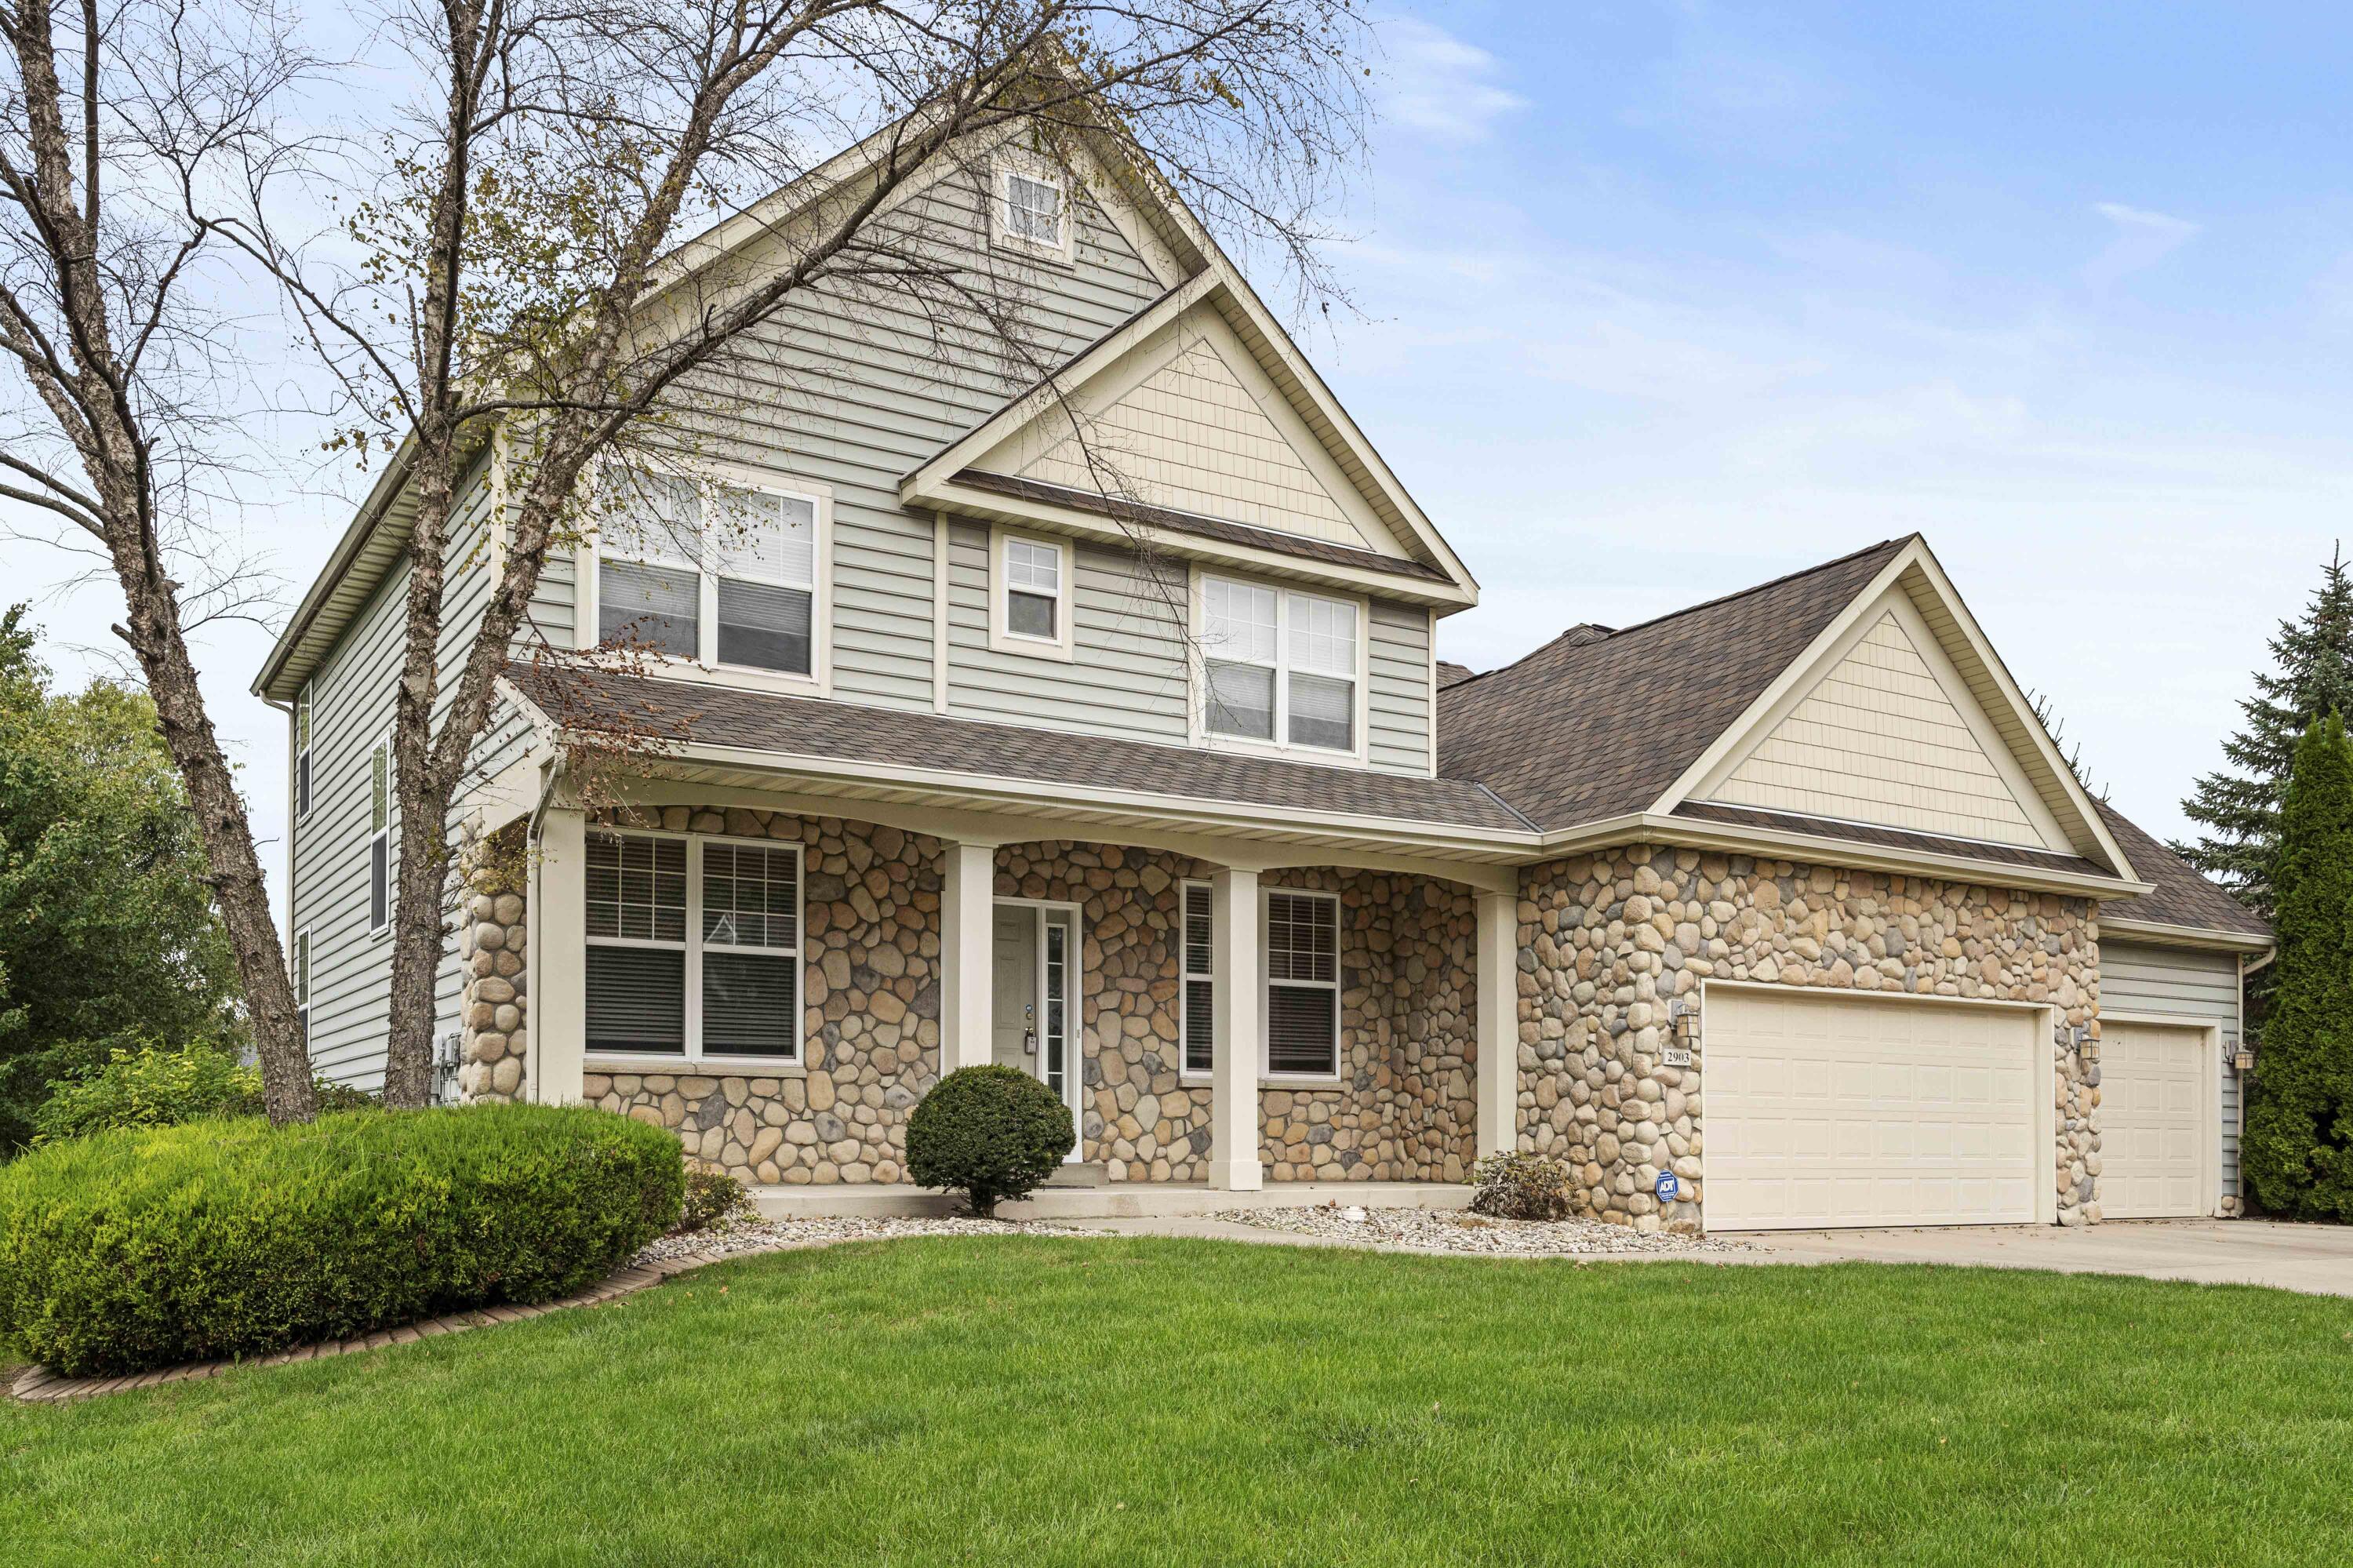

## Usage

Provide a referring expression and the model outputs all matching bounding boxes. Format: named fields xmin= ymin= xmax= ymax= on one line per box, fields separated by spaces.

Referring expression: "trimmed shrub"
xmin=905 ymin=1064 xmax=1074 ymax=1217
xmin=676 ymin=1166 xmax=749 ymax=1233
xmin=0 ymin=1103 xmax=684 ymax=1377
xmin=1468 ymin=1151 xmax=1574 ymax=1221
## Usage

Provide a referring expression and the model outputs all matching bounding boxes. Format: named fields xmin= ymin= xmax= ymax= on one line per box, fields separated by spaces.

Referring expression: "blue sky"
xmin=1327 ymin=2 xmax=2353 ymax=845
xmin=6 ymin=1 xmax=2347 ymax=920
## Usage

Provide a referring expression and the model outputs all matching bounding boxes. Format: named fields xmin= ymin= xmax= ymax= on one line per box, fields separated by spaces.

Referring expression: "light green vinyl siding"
xmin=944 ymin=521 xmax=1189 ymax=742
xmin=1368 ymin=602 xmax=1433 ymax=775
xmin=290 ymin=454 xmax=519 ymax=1090
xmin=2101 ymin=939 xmax=2246 ymax=1204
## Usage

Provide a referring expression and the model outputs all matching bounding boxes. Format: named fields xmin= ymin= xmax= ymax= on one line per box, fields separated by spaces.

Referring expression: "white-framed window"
xmin=991 ymin=158 xmax=1070 ymax=259
xmin=988 ymin=527 xmax=1073 ymax=658
xmin=1263 ymin=889 xmax=1340 ymax=1079
xmin=366 ymin=731 xmax=391 ymax=935
xmin=294 ymin=682 xmax=313 ymax=820
xmin=1180 ymin=881 xmax=1215 ymax=1077
xmin=590 ymin=467 xmax=827 ymax=686
xmin=293 ymin=926 xmax=311 ymax=1050
xmin=584 ymin=830 xmax=803 ymax=1065
xmin=1201 ymin=575 xmax=1362 ymax=756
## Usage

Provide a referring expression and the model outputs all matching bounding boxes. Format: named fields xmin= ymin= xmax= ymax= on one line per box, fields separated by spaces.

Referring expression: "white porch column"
xmin=939 ymin=839 xmax=998 ymax=1075
xmin=531 ymin=805 xmax=587 ymax=1105
xmin=1476 ymin=890 xmax=1518 ymax=1159
xmin=1207 ymin=866 xmax=1264 ymax=1191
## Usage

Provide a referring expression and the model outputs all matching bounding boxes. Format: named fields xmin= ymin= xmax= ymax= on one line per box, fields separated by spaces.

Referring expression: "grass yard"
xmin=6 ymin=1239 xmax=2351 ymax=1566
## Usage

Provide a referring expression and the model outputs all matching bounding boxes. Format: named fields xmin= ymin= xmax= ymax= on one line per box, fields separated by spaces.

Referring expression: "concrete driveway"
xmin=1733 ymin=1219 xmax=2353 ymax=1297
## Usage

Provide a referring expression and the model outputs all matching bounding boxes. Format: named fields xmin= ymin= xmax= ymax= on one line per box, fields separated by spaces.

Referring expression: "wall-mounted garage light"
xmin=1670 ymin=999 xmax=1698 ymax=1046
xmin=2233 ymin=1046 xmax=2255 ymax=1074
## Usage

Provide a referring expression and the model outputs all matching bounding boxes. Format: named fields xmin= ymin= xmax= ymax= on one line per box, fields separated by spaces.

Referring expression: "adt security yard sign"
xmin=1654 ymin=1171 xmax=1680 ymax=1203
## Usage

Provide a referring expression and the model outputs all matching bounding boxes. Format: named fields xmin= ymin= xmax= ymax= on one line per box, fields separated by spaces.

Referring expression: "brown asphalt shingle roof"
xmin=2093 ymin=800 xmax=2270 ymax=940
xmin=1438 ymin=538 xmax=1912 ymax=833
xmin=512 ymin=667 xmax=1534 ymax=833
xmin=1671 ymin=801 xmax=2112 ymax=878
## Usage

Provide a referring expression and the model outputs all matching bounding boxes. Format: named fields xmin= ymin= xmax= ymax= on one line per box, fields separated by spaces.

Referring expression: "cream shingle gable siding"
xmin=972 ymin=307 xmax=1410 ymax=559
xmin=1697 ymin=591 xmax=2072 ymax=852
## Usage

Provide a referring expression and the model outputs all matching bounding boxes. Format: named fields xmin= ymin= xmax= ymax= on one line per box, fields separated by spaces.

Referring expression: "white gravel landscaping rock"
xmin=1211 ymin=1204 xmax=1755 ymax=1257
xmin=631 ymin=1209 xmax=1105 ymax=1268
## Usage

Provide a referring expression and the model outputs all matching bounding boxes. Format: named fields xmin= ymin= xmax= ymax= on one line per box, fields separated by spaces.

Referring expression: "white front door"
xmin=1707 ymin=988 xmax=2040 ymax=1230
xmin=2100 ymin=1022 xmax=2209 ymax=1219
xmin=991 ymin=902 xmax=1082 ymax=1158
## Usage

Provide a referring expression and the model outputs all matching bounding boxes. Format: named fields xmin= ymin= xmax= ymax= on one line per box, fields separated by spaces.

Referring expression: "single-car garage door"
xmin=2099 ymin=1022 xmax=2208 ymax=1219
xmin=1707 ymin=988 xmax=2040 ymax=1230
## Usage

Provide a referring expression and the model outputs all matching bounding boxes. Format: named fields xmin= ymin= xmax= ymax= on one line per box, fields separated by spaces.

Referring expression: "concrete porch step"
xmin=748 ymin=1181 xmax=1477 ymax=1222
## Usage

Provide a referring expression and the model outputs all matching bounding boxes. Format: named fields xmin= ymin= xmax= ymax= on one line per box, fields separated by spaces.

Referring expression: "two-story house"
xmin=253 ymin=128 xmax=2269 ymax=1233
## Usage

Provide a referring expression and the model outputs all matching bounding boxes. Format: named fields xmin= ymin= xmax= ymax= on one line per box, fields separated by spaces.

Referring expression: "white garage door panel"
xmin=2101 ymin=1023 xmax=2206 ymax=1219
xmin=1708 ymin=989 xmax=2038 ymax=1231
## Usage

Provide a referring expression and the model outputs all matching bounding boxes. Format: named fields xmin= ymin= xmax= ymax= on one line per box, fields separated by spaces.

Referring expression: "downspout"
xmin=260 ymin=694 xmax=297 ymax=1060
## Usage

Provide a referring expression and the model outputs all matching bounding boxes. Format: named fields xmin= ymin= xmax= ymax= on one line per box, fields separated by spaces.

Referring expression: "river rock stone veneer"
xmin=456 ymin=827 xmax=530 ymax=1103
xmin=998 ymin=843 xmax=1480 ymax=1184
xmin=1516 ymin=846 xmax=2100 ymax=1233
xmin=584 ymin=808 xmax=943 ymax=1184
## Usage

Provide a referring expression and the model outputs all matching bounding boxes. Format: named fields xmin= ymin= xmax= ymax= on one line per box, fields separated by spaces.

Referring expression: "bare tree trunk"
xmin=0 ymin=0 xmax=316 ymax=1121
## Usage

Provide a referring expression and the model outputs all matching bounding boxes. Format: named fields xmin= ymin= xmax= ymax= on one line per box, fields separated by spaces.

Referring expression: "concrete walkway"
xmin=1728 ymin=1219 xmax=2353 ymax=1298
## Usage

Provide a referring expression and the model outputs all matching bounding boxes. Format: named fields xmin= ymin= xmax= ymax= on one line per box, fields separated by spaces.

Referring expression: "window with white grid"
xmin=1003 ymin=534 xmax=1063 ymax=642
xmin=595 ymin=469 xmax=821 ymax=678
xmin=1003 ymin=169 xmax=1063 ymax=246
xmin=1202 ymin=576 xmax=1357 ymax=754
xmin=584 ymin=832 xmax=803 ymax=1064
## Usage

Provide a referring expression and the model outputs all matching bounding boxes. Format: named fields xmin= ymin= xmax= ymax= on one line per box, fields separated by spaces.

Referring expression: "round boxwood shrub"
xmin=0 ymin=1103 xmax=684 ymax=1377
xmin=905 ymin=1064 xmax=1074 ymax=1217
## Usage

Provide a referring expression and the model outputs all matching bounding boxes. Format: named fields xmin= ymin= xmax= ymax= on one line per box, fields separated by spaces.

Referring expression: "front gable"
xmin=970 ymin=305 xmax=1408 ymax=558
xmin=1657 ymin=539 xmax=2136 ymax=875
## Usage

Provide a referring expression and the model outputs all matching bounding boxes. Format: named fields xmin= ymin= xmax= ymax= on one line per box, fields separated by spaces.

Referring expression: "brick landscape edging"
xmin=7 ymin=1242 xmax=802 ymax=1406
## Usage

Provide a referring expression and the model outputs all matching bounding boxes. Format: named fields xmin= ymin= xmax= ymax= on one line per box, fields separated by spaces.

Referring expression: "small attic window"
xmin=995 ymin=162 xmax=1069 ymax=256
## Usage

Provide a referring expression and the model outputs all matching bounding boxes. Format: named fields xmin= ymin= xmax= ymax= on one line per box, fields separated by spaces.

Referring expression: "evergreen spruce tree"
xmin=2176 ymin=546 xmax=2353 ymax=922
xmin=2240 ymin=712 xmax=2353 ymax=1217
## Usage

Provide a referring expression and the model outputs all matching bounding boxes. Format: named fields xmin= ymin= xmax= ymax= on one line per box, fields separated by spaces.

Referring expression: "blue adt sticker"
xmin=1654 ymin=1172 xmax=1681 ymax=1203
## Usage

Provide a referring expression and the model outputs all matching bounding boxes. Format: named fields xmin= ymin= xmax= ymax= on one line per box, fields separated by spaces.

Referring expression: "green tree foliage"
xmin=2239 ymin=713 xmax=2353 ymax=1217
xmin=0 ymin=610 xmax=245 ymax=1150
xmin=2177 ymin=548 xmax=2353 ymax=922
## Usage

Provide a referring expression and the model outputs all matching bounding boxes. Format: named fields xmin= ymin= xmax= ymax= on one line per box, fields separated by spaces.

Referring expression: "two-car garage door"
xmin=1706 ymin=989 xmax=2041 ymax=1231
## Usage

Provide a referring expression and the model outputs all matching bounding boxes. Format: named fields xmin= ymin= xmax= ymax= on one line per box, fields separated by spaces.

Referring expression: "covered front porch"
xmin=504 ymin=769 xmax=1526 ymax=1196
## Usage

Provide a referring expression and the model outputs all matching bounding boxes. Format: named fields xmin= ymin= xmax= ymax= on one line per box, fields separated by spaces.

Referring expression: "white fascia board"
xmin=2098 ymin=917 xmax=2274 ymax=955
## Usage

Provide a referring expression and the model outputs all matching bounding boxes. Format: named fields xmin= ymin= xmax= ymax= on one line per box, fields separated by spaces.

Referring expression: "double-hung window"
xmin=596 ymin=471 xmax=820 ymax=679
xmin=1202 ymin=577 xmax=1359 ymax=755
xmin=366 ymin=733 xmax=391 ymax=934
xmin=584 ymin=831 xmax=802 ymax=1064
xmin=991 ymin=529 xmax=1071 ymax=657
xmin=1180 ymin=881 xmax=1215 ymax=1076
xmin=294 ymin=684 xmax=312 ymax=819
xmin=1264 ymin=890 xmax=1340 ymax=1078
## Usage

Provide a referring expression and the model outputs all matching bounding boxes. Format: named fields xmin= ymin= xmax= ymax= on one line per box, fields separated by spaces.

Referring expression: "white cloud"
xmin=1379 ymin=16 xmax=1529 ymax=147
xmin=2082 ymin=201 xmax=2201 ymax=287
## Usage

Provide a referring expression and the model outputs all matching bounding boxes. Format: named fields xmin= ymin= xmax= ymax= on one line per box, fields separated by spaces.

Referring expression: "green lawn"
xmin=6 ymin=1239 xmax=2351 ymax=1566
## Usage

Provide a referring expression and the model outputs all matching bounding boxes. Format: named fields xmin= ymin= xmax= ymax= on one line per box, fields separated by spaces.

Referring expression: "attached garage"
xmin=2098 ymin=1020 xmax=2215 ymax=1219
xmin=1704 ymin=986 xmax=2049 ymax=1231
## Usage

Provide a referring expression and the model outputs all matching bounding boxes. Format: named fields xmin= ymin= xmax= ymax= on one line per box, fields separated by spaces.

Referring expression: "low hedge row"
xmin=0 ymin=1103 xmax=684 ymax=1377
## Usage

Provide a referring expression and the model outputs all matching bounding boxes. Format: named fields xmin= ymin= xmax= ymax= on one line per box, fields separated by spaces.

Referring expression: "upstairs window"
xmin=294 ymin=684 xmax=313 ymax=819
xmin=595 ymin=470 xmax=823 ymax=680
xmin=367 ymin=733 xmax=391 ymax=934
xmin=989 ymin=529 xmax=1073 ymax=658
xmin=1264 ymin=890 xmax=1340 ymax=1078
xmin=1002 ymin=167 xmax=1064 ymax=248
xmin=1202 ymin=577 xmax=1359 ymax=755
